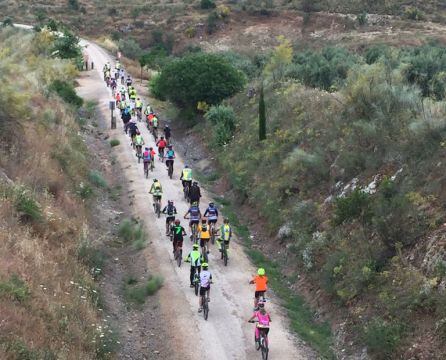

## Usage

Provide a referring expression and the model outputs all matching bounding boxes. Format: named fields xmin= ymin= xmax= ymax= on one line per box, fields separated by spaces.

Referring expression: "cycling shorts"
xmin=200 ymin=286 xmax=210 ymax=296
xmin=173 ymin=238 xmax=183 ymax=249
xmin=189 ymin=219 xmax=199 ymax=226
xmin=200 ymin=238 xmax=210 ymax=248
xmin=208 ymin=218 xmax=218 ymax=224
xmin=166 ymin=215 xmax=175 ymax=224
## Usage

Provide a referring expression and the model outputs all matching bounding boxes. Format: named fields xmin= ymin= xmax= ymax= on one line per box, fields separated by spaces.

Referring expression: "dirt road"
xmin=78 ymin=40 xmax=315 ymax=360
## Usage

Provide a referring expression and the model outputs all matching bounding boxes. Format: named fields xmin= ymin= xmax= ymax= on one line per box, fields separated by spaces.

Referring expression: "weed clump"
xmin=109 ymin=139 xmax=120 ymax=147
xmin=49 ymin=80 xmax=83 ymax=107
xmin=123 ymin=275 xmax=163 ymax=305
xmin=118 ymin=219 xmax=147 ymax=249
xmin=0 ymin=274 xmax=30 ymax=302
xmin=88 ymin=170 xmax=108 ymax=188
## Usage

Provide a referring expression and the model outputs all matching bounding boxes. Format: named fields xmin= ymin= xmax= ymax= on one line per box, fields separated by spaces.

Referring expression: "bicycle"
xmin=183 ymin=182 xmax=191 ymax=202
xmin=135 ymin=145 xmax=142 ymax=163
xmin=220 ymin=240 xmax=229 ymax=266
xmin=249 ymin=321 xmax=269 ymax=359
xmin=136 ymin=108 xmax=142 ymax=122
xmin=167 ymin=160 xmax=174 ymax=179
xmin=200 ymin=288 xmax=210 ymax=320
xmin=174 ymin=242 xmax=182 ymax=267
xmin=190 ymin=222 xmax=198 ymax=243
xmin=193 ymin=268 xmax=200 ymax=296
xmin=209 ymin=221 xmax=216 ymax=245
xmin=153 ymin=196 xmax=161 ymax=218
xmin=153 ymin=127 xmax=158 ymax=142
xmin=158 ymin=147 xmax=165 ymax=162
xmin=201 ymin=241 xmax=209 ymax=263
xmin=143 ymin=161 xmax=149 ymax=179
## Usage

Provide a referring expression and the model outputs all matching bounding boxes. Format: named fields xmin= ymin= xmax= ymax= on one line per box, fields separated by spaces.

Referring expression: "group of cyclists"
xmin=103 ymin=59 xmax=272 ymax=354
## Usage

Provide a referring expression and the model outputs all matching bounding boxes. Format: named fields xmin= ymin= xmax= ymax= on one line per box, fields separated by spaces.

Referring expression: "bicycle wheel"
xmin=261 ymin=342 xmax=268 ymax=360
xmin=156 ymin=202 xmax=161 ymax=218
xmin=177 ymin=249 xmax=182 ymax=267
xmin=168 ymin=164 xmax=173 ymax=179
xmin=203 ymin=298 xmax=209 ymax=320
xmin=194 ymin=277 xmax=199 ymax=296
xmin=144 ymin=165 xmax=148 ymax=179
xmin=223 ymin=248 xmax=228 ymax=267
xmin=202 ymin=248 xmax=208 ymax=263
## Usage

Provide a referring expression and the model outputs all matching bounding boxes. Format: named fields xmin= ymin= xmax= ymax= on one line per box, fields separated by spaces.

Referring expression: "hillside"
xmin=0 ymin=27 xmax=108 ymax=358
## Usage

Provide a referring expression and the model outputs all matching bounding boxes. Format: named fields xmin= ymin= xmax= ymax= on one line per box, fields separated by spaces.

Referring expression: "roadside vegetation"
xmin=0 ymin=27 xmax=114 ymax=358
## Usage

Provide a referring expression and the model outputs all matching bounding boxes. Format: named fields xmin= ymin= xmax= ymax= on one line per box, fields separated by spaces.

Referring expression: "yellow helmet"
xmin=257 ymin=268 xmax=265 ymax=276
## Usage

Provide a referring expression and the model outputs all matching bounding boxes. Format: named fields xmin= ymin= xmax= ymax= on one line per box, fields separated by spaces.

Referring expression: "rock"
xmin=277 ymin=223 xmax=292 ymax=240
xmin=128 ymin=328 xmax=133 ymax=333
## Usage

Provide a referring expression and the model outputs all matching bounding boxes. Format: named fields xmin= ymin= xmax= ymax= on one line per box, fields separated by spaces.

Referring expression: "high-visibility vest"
xmin=220 ymin=224 xmax=231 ymax=241
xmin=182 ymin=168 xmax=192 ymax=181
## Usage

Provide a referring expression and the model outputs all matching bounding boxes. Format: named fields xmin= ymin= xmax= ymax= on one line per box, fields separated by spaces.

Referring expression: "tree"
xmin=152 ymin=53 xmax=245 ymax=109
xmin=264 ymin=35 xmax=293 ymax=81
xmin=53 ymin=30 xmax=82 ymax=66
xmin=259 ymin=83 xmax=266 ymax=141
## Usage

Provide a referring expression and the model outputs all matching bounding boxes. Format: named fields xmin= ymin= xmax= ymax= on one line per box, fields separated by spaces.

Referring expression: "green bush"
xmin=364 ymin=44 xmax=390 ymax=65
xmin=15 ymin=190 xmax=42 ymax=222
xmin=0 ymin=274 xmax=30 ymax=302
xmin=403 ymin=7 xmax=424 ymax=21
xmin=110 ymin=139 xmax=120 ymax=147
xmin=333 ymin=189 xmax=371 ymax=225
xmin=77 ymin=182 xmax=93 ymax=199
xmin=207 ymin=11 xmax=219 ymax=34
xmin=52 ymin=30 xmax=82 ymax=65
xmin=118 ymin=219 xmax=147 ymax=249
xmin=362 ymin=318 xmax=405 ymax=359
xmin=88 ymin=170 xmax=108 ymax=188
xmin=357 ymin=12 xmax=368 ymax=26
xmin=123 ymin=275 xmax=163 ymax=305
xmin=205 ymin=105 xmax=237 ymax=145
xmin=77 ymin=241 xmax=105 ymax=279
xmin=48 ymin=80 xmax=83 ymax=107
xmin=200 ymin=0 xmax=216 ymax=9
xmin=219 ymin=51 xmax=258 ymax=79
xmin=152 ymin=53 xmax=245 ymax=109
xmin=139 ymin=48 xmax=169 ymax=71
xmin=1 ymin=17 xmax=14 ymax=27
xmin=288 ymin=47 xmax=359 ymax=90
xmin=118 ymin=38 xmax=142 ymax=60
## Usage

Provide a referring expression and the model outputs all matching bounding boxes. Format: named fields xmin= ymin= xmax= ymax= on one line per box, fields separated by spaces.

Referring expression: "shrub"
xmin=185 ymin=26 xmax=196 ymax=38
xmin=139 ymin=47 xmax=169 ymax=71
xmin=333 ymin=189 xmax=371 ymax=225
xmin=217 ymin=4 xmax=231 ymax=17
xmin=49 ymin=80 xmax=83 ymax=107
xmin=118 ymin=38 xmax=142 ymax=59
xmin=403 ymin=7 xmax=424 ymax=21
xmin=88 ymin=170 xmax=108 ymax=188
xmin=118 ymin=219 xmax=147 ymax=249
xmin=364 ymin=45 xmax=389 ymax=65
xmin=200 ymin=0 xmax=216 ymax=9
xmin=1 ymin=17 xmax=14 ymax=27
xmin=110 ymin=139 xmax=120 ymax=147
xmin=219 ymin=51 xmax=258 ymax=79
xmin=68 ymin=0 xmax=80 ymax=11
xmin=362 ymin=318 xmax=405 ymax=358
xmin=0 ymin=274 xmax=30 ymax=302
xmin=207 ymin=11 xmax=219 ymax=34
xmin=123 ymin=275 xmax=163 ymax=305
xmin=52 ymin=30 xmax=82 ymax=64
xmin=15 ymin=189 xmax=42 ymax=222
xmin=205 ymin=105 xmax=237 ymax=145
xmin=152 ymin=53 xmax=245 ymax=109
xmin=357 ymin=12 xmax=368 ymax=26
xmin=77 ymin=241 xmax=105 ymax=279
xmin=77 ymin=182 xmax=93 ymax=199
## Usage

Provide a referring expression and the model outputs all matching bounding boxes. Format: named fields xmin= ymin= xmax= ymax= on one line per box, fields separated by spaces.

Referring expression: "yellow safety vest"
xmin=182 ymin=168 xmax=192 ymax=181
xmin=221 ymin=224 xmax=231 ymax=241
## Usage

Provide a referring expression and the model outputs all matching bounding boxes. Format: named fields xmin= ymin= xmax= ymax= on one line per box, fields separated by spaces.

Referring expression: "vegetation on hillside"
xmin=0 ymin=28 xmax=113 ymax=358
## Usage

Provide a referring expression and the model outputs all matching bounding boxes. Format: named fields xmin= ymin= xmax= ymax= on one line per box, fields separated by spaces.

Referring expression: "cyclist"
xmin=189 ymin=181 xmax=201 ymax=205
xmin=120 ymin=68 xmax=125 ymax=84
xmin=129 ymin=87 xmax=137 ymax=102
xmin=115 ymin=60 xmax=121 ymax=70
xmin=152 ymin=115 xmax=159 ymax=134
xmin=128 ymin=122 xmax=138 ymax=146
xmin=126 ymin=75 xmax=132 ymax=88
xmin=185 ymin=243 xmax=204 ymax=287
xmin=162 ymin=200 xmax=177 ymax=236
xmin=164 ymin=145 xmax=175 ymax=175
xmin=184 ymin=201 xmax=201 ymax=237
xmin=249 ymin=268 xmax=268 ymax=310
xmin=164 ymin=124 xmax=171 ymax=144
xmin=198 ymin=262 xmax=212 ymax=313
xmin=204 ymin=202 xmax=218 ymax=227
xmin=122 ymin=110 xmax=132 ymax=133
xmin=171 ymin=219 xmax=186 ymax=255
xmin=198 ymin=218 xmax=211 ymax=255
xmin=180 ymin=165 xmax=192 ymax=190
xmin=149 ymin=178 xmax=163 ymax=210
xmin=134 ymin=131 xmax=145 ymax=156
xmin=216 ymin=218 xmax=232 ymax=253
xmin=143 ymin=147 xmax=152 ymax=174
xmin=110 ymin=78 xmax=117 ymax=92
xmin=144 ymin=104 xmax=152 ymax=117
xmin=105 ymin=61 xmax=111 ymax=71
xmin=135 ymin=98 xmax=143 ymax=118
xmin=156 ymin=136 xmax=167 ymax=160
xmin=248 ymin=301 xmax=271 ymax=346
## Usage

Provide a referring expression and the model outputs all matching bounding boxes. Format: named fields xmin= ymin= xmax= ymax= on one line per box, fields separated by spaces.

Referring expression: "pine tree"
xmin=259 ymin=84 xmax=266 ymax=141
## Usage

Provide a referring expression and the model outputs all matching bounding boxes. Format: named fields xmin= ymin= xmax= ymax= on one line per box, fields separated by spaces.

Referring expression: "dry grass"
xmin=0 ymin=29 xmax=107 ymax=358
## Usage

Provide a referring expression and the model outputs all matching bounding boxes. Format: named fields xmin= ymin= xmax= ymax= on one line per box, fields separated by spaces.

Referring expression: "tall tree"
xmin=259 ymin=83 xmax=266 ymax=141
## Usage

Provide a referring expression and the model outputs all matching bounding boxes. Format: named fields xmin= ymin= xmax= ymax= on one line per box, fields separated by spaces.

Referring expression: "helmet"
xmin=209 ymin=202 xmax=214 ymax=207
xmin=202 ymin=262 xmax=208 ymax=268
xmin=174 ymin=219 xmax=180 ymax=224
xmin=185 ymin=165 xmax=189 ymax=168
xmin=168 ymin=145 xmax=173 ymax=149
xmin=257 ymin=268 xmax=265 ymax=276
xmin=168 ymin=200 xmax=173 ymax=204
xmin=258 ymin=301 xmax=265 ymax=308
xmin=149 ymin=147 xmax=153 ymax=150
xmin=160 ymin=136 xmax=164 ymax=139
xmin=224 ymin=218 xmax=230 ymax=224
xmin=193 ymin=243 xmax=199 ymax=249
xmin=153 ymin=178 xmax=158 ymax=182
xmin=165 ymin=125 xmax=170 ymax=128
xmin=193 ymin=181 xmax=198 ymax=185
xmin=145 ymin=147 xmax=149 ymax=150
xmin=192 ymin=201 xmax=198 ymax=206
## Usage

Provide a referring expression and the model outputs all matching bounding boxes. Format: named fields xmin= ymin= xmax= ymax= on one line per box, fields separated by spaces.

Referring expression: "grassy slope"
xmin=0 ymin=28 xmax=109 ymax=359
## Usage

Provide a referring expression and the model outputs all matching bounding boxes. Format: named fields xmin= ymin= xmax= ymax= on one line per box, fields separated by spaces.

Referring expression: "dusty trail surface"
xmin=79 ymin=40 xmax=315 ymax=360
